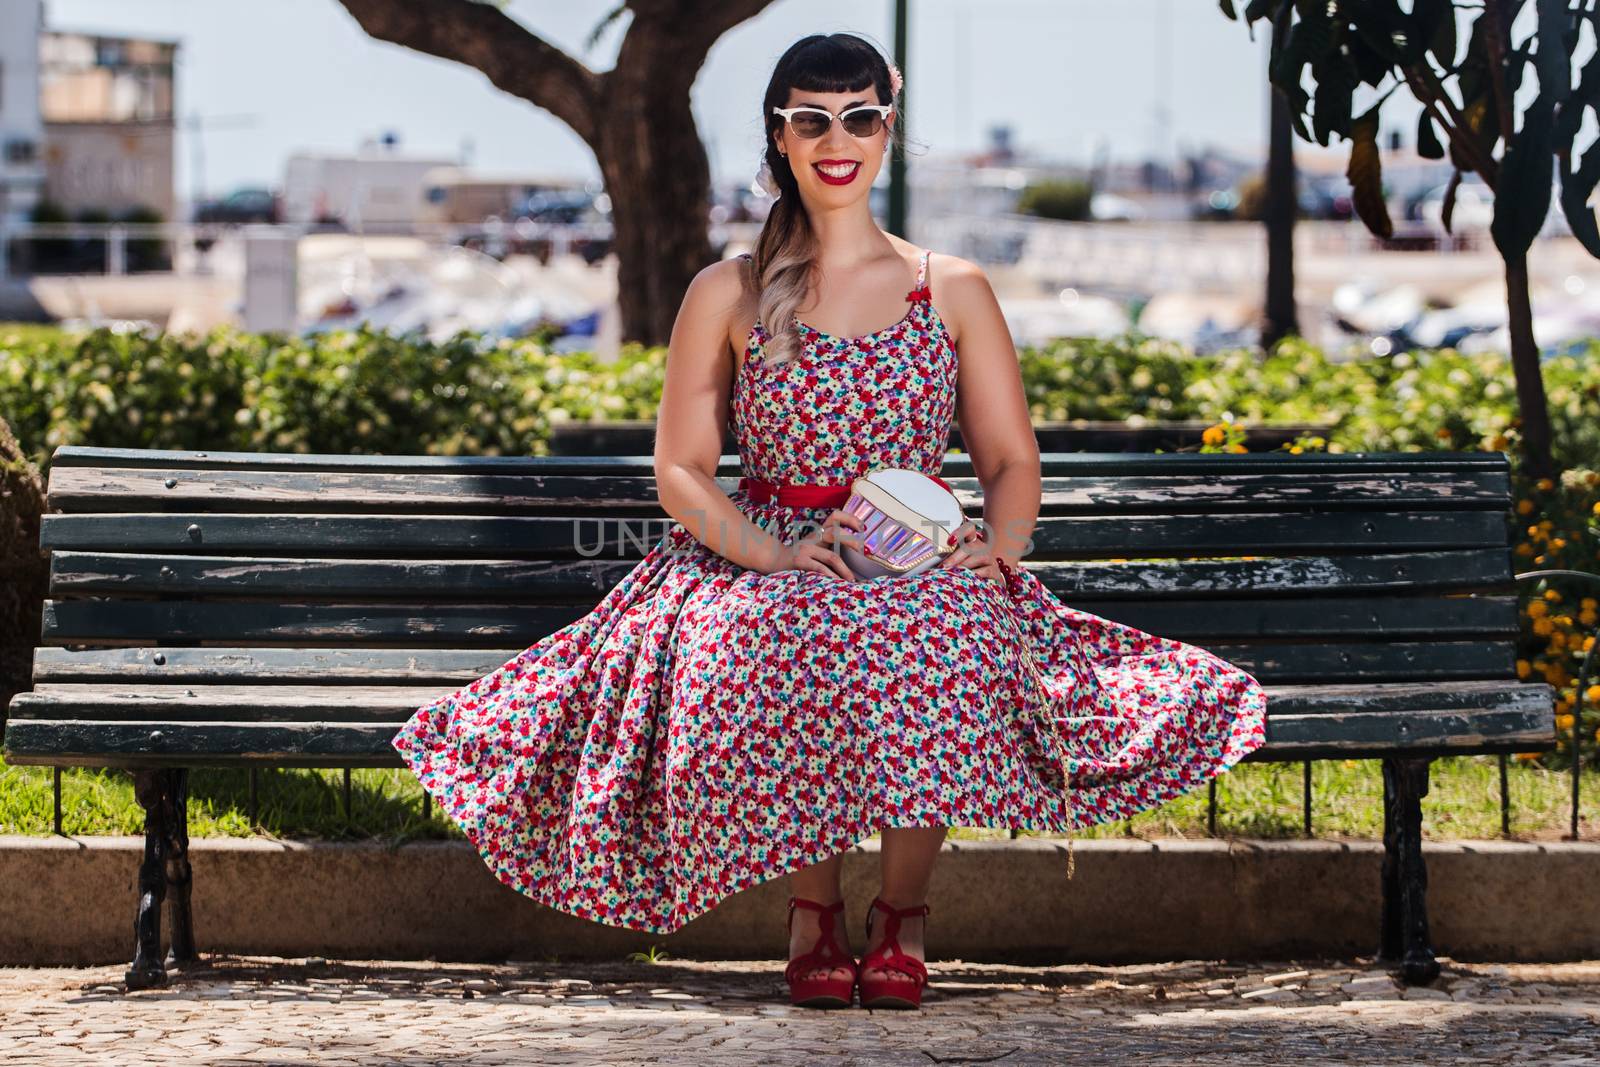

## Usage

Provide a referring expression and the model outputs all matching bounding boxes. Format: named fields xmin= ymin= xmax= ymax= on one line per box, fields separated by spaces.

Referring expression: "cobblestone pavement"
xmin=4 ymin=954 xmax=1600 ymax=1065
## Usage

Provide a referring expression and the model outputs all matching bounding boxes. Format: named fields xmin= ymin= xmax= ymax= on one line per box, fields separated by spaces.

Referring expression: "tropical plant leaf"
xmin=1417 ymin=109 xmax=1445 ymax=159
xmin=1346 ymin=105 xmax=1394 ymax=239
xmin=1535 ymin=0 xmax=1574 ymax=106
xmin=1559 ymin=140 xmax=1600 ymax=259
xmin=1554 ymin=47 xmax=1600 ymax=146
xmin=1491 ymin=91 xmax=1556 ymax=261
xmin=1442 ymin=169 xmax=1461 ymax=235
xmin=1413 ymin=0 xmax=1457 ymax=67
xmin=1345 ymin=32 xmax=1392 ymax=87
xmin=1312 ymin=59 xmax=1355 ymax=145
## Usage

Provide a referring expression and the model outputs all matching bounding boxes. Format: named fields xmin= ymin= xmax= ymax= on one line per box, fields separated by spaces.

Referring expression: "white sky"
xmin=47 ymin=0 xmax=1293 ymax=202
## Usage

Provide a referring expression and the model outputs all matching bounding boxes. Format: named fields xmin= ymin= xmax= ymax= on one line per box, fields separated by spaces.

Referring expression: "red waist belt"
xmin=739 ymin=472 xmax=955 ymax=509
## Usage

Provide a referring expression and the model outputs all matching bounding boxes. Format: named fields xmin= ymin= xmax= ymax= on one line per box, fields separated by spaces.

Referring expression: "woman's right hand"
xmin=763 ymin=508 xmax=867 ymax=581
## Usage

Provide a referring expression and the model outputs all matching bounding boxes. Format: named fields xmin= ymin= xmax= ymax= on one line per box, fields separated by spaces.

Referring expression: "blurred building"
xmin=0 ymin=0 xmax=46 ymax=226
xmin=38 ymin=25 xmax=177 ymax=221
xmin=283 ymin=133 xmax=454 ymax=230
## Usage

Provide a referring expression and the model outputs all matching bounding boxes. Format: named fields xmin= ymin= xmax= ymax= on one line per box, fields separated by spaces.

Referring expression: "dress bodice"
xmin=730 ymin=248 xmax=957 ymax=496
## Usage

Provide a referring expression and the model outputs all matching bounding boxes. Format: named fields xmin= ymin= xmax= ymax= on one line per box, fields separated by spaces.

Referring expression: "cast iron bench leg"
xmin=126 ymin=769 xmax=171 ymax=989
xmin=1379 ymin=756 xmax=1441 ymax=985
xmin=165 ymin=768 xmax=197 ymax=967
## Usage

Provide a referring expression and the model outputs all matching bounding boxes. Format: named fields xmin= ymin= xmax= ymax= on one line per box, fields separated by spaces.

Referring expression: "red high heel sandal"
xmin=784 ymin=896 xmax=859 ymax=1008
xmin=858 ymin=896 xmax=931 ymax=1009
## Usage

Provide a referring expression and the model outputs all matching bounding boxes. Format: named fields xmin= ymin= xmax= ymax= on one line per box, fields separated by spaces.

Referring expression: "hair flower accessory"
xmin=887 ymin=61 xmax=903 ymax=98
xmin=754 ymin=157 xmax=781 ymax=199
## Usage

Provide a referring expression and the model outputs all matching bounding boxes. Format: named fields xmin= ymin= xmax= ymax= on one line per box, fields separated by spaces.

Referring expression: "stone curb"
xmin=2 ymin=834 xmax=1595 ymax=967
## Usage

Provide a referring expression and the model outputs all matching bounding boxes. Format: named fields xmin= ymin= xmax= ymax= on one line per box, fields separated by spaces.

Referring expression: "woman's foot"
xmin=861 ymin=897 xmax=925 ymax=985
xmin=787 ymin=897 xmax=856 ymax=987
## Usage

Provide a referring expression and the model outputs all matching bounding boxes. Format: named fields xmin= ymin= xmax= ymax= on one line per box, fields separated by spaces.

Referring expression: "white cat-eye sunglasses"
xmin=771 ymin=104 xmax=893 ymax=140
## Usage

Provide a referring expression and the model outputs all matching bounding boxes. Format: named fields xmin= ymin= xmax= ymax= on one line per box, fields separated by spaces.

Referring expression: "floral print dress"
xmin=390 ymin=247 xmax=1270 ymax=934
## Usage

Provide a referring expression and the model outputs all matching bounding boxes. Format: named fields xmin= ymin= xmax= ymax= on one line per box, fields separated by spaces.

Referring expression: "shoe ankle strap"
xmin=787 ymin=895 xmax=844 ymax=932
xmin=788 ymin=896 xmax=844 ymax=915
xmin=869 ymin=896 xmax=930 ymax=920
xmin=866 ymin=896 xmax=930 ymax=942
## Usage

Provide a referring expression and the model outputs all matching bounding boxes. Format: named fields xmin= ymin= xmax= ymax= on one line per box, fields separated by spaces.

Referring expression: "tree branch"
xmin=615 ymin=0 xmax=778 ymax=94
xmin=334 ymin=0 xmax=602 ymax=145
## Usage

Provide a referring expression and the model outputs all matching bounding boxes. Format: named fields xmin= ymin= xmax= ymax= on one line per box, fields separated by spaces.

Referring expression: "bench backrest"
xmin=27 ymin=445 xmax=1519 ymax=689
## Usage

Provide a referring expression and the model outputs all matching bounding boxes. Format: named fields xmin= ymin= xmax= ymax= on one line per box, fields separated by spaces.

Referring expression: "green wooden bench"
xmin=2 ymin=445 xmax=1557 ymax=989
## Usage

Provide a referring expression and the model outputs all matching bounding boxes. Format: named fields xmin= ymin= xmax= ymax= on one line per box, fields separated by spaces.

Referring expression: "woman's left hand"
xmin=937 ymin=520 xmax=1005 ymax=588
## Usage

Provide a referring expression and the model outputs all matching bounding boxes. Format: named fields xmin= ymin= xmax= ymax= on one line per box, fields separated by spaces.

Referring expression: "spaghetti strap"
xmin=906 ymin=249 xmax=931 ymax=304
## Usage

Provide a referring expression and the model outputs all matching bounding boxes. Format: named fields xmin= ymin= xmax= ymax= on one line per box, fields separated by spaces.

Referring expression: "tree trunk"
xmin=595 ymin=66 xmax=715 ymax=344
xmin=1504 ymin=252 xmax=1555 ymax=480
xmin=1262 ymin=7 xmax=1298 ymax=350
xmin=333 ymin=0 xmax=777 ymax=347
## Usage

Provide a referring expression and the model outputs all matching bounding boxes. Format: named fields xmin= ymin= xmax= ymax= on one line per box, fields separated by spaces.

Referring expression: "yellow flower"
xmin=1558 ymin=714 xmax=1575 ymax=732
xmin=1227 ymin=443 xmax=1247 ymax=453
xmin=1516 ymin=658 xmax=1532 ymax=679
xmin=1527 ymin=601 xmax=1549 ymax=618
xmin=1516 ymin=499 xmax=1534 ymax=515
xmin=1582 ymin=598 xmax=1597 ymax=611
xmin=1202 ymin=425 xmax=1226 ymax=446
xmin=1436 ymin=427 xmax=1453 ymax=439
xmin=1537 ymin=477 xmax=1555 ymax=492
xmin=1588 ymin=684 xmax=1600 ymax=705
xmin=1533 ymin=617 xmax=1554 ymax=636
xmin=1545 ymin=589 xmax=1562 ymax=602
xmin=1515 ymin=543 xmax=1534 ymax=557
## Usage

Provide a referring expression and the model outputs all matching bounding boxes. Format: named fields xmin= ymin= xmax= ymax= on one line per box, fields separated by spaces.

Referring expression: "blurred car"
xmin=1413 ymin=175 xmax=1496 ymax=232
xmin=194 ymin=186 xmax=281 ymax=224
xmin=515 ymin=188 xmax=609 ymax=224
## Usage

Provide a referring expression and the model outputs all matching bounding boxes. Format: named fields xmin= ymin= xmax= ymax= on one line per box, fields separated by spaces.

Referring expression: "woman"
xmin=391 ymin=32 xmax=1268 ymax=1012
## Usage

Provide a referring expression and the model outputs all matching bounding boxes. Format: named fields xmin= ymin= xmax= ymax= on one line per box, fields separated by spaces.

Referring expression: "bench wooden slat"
xmin=11 ymin=678 xmax=1543 ymax=718
xmin=38 ymin=509 xmax=1512 ymax=558
xmin=45 ymin=444 xmax=1514 ymax=476
xmin=45 ymin=465 xmax=1514 ymax=514
xmin=3 ymin=680 xmax=1554 ymax=767
xmin=26 ymin=640 xmax=1518 ymax=687
xmin=38 ymin=593 xmax=1518 ymax=647
xmin=44 ymin=549 xmax=1518 ymax=599
xmin=1259 ymin=707 xmax=1553 ymax=758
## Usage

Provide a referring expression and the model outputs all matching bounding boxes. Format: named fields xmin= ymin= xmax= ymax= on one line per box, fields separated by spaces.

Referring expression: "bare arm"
xmin=944 ymin=257 xmax=1041 ymax=567
xmin=653 ymin=259 xmax=789 ymax=573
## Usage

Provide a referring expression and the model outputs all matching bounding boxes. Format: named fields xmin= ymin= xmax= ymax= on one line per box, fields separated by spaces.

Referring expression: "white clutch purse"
xmin=838 ymin=468 xmax=967 ymax=580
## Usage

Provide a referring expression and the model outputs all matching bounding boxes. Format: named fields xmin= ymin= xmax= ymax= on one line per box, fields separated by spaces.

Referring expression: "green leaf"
xmin=1491 ymin=92 xmax=1556 ymax=261
xmin=1346 ymin=105 xmax=1394 ymax=240
xmin=1413 ymin=0 xmax=1456 ymax=67
xmin=1558 ymin=140 xmax=1600 ymax=260
xmin=1312 ymin=61 xmax=1354 ymax=146
xmin=1535 ymin=0 xmax=1573 ymax=107
xmin=1416 ymin=110 xmax=1445 ymax=160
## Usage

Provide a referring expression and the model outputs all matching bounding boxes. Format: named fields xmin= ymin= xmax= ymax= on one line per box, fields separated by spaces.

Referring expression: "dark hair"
xmin=746 ymin=33 xmax=903 ymax=367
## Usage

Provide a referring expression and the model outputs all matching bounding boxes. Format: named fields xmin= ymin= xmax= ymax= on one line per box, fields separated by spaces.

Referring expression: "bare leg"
xmin=787 ymin=851 xmax=852 ymax=984
xmin=864 ymin=826 xmax=946 ymax=984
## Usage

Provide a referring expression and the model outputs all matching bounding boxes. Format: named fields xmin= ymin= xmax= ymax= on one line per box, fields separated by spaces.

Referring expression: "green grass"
xmin=2 ymin=756 xmax=1596 ymax=843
